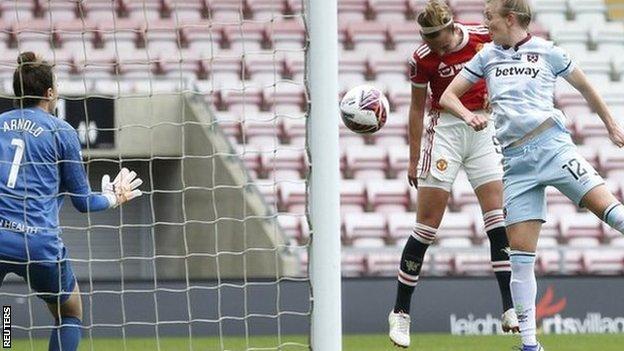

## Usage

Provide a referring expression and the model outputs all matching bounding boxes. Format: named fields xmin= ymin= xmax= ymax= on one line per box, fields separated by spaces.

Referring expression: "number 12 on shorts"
xmin=562 ymin=158 xmax=587 ymax=181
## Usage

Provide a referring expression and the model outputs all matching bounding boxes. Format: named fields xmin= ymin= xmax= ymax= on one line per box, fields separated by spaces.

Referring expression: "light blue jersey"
xmin=459 ymin=35 xmax=575 ymax=147
xmin=0 ymin=107 xmax=110 ymax=262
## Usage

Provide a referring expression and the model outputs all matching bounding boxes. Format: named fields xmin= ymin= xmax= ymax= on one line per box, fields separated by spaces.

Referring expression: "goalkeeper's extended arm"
xmin=59 ymin=128 xmax=142 ymax=212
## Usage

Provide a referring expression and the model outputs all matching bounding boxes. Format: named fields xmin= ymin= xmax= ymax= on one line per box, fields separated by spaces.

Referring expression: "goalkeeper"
xmin=0 ymin=52 xmax=142 ymax=351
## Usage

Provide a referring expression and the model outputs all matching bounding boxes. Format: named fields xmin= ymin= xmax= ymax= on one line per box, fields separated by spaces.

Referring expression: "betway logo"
xmin=450 ymin=285 xmax=624 ymax=335
xmin=495 ymin=66 xmax=540 ymax=78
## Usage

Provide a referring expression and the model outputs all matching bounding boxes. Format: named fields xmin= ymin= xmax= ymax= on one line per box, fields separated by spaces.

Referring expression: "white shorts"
xmin=418 ymin=110 xmax=503 ymax=192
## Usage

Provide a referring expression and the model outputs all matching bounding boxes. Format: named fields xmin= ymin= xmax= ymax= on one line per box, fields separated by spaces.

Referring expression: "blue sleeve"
xmin=460 ymin=49 xmax=485 ymax=83
xmin=548 ymin=45 xmax=575 ymax=77
xmin=57 ymin=124 xmax=110 ymax=213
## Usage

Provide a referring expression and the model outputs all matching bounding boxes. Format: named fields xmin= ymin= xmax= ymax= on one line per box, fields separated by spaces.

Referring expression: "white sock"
xmin=510 ymin=250 xmax=537 ymax=346
xmin=603 ymin=202 xmax=624 ymax=233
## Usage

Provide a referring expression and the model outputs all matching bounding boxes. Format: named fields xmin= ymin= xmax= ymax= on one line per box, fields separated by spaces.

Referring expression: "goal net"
xmin=0 ymin=0 xmax=313 ymax=349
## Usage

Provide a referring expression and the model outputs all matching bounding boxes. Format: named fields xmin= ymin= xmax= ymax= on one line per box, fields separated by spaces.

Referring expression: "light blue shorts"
xmin=501 ymin=119 xmax=604 ymax=226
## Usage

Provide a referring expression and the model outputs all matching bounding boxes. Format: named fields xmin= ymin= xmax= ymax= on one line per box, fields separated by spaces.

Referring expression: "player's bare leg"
xmin=580 ymin=185 xmax=624 ymax=234
xmin=46 ymin=282 xmax=82 ymax=351
xmin=507 ymin=221 xmax=542 ymax=349
xmin=474 ymin=180 xmax=518 ymax=333
xmin=390 ymin=187 xmax=449 ymax=348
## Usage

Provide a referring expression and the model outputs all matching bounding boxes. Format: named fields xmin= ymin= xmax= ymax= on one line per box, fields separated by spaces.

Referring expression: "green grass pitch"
xmin=10 ymin=333 xmax=624 ymax=350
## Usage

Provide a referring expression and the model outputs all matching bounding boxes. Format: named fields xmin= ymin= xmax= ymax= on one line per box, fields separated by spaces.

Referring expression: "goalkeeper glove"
xmin=102 ymin=168 xmax=143 ymax=208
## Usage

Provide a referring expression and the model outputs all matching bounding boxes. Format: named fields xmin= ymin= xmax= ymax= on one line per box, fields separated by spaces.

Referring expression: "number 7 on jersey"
xmin=7 ymin=138 xmax=24 ymax=189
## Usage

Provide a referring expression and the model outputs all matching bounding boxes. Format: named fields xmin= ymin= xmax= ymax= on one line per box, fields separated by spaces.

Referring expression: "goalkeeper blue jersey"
xmin=0 ymin=107 xmax=109 ymax=262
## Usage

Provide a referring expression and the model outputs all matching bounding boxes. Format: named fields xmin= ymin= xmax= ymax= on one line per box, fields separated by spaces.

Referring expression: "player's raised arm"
xmin=58 ymin=126 xmax=143 ymax=212
xmin=440 ymin=75 xmax=487 ymax=131
xmin=564 ymin=67 xmax=624 ymax=147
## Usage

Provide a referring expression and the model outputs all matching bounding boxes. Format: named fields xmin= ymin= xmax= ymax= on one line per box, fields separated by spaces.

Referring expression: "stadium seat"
xmin=338 ymin=0 xmax=369 ymax=22
xmin=537 ymin=237 xmax=559 ymax=248
xmin=346 ymin=21 xmax=389 ymax=54
xmin=454 ymin=252 xmax=491 ymax=275
xmin=340 ymin=179 xmax=367 ymax=213
xmin=427 ymin=250 xmax=456 ymax=276
xmin=582 ymin=249 xmax=624 ymax=274
xmin=247 ymin=0 xmax=289 ymax=21
xmin=339 ymin=52 xmax=369 ymax=89
xmin=255 ymin=179 xmax=280 ymax=209
xmin=372 ymin=113 xmax=409 ymax=147
xmin=559 ymin=212 xmax=603 ymax=243
xmin=342 ymin=212 xmax=389 ymax=245
xmin=549 ymin=21 xmax=590 ymax=52
xmin=0 ymin=1 xmax=35 ymax=26
xmin=387 ymin=87 xmax=411 ymax=114
xmin=450 ymin=0 xmax=485 ymax=22
xmin=533 ymin=0 xmax=569 ymax=30
xmin=214 ymin=87 xmax=263 ymax=113
xmin=567 ymin=237 xmax=601 ymax=248
xmin=263 ymin=83 xmax=306 ymax=114
xmin=568 ymin=0 xmax=607 ymax=24
xmin=343 ymin=145 xmax=388 ymax=179
xmin=609 ymin=236 xmax=624 ymax=246
xmin=277 ymin=214 xmax=300 ymax=242
xmin=438 ymin=238 xmax=473 ymax=248
xmin=371 ymin=0 xmax=415 ymax=22
xmin=387 ymin=212 xmax=415 ymax=245
xmin=205 ymin=0 xmax=244 ymax=22
xmin=271 ymin=19 xmax=306 ymax=50
xmin=545 ymin=186 xmax=578 ymax=210
xmin=234 ymin=143 xmax=264 ymax=179
xmin=278 ymin=181 xmax=306 ymax=214
xmin=537 ymin=249 xmax=584 ymax=274
xmin=387 ymin=144 xmax=410 ymax=179
xmin=387 ymin=21 xmax=422 ymax=57
xmin=598 ymin=145 xmax=624 ymax=174
xmin=240 ymin=112 xmax=284 ymax=145
xmin=590 ymin=21 xmax=624 ymax=54
xmin=261 ymin=147 xmax=307 ymax=178
xmin=575 ymin=53 xmax=613 ymax=85
xmin=436 ymin=212 xmax=475 ymax=245
xmin=369 ymin=53 xmax=410 ymax=91
xmin=281 ymin=116 xmax=306 ymax=146
xmin=450 ymin=172 xmax=478 ymax=209
xmin=365 ymin=252 xmax=401 ymax=276
xmin=341 ymin=251 xmax=368 ymax=276
xmin=222 ymin=22 xmax=268 ymax=52
xmin=366 ymin=179 xmax=411 ymax=213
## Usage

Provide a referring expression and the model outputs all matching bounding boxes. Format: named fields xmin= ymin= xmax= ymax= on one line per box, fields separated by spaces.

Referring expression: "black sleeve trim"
xmin=464 ymin=67 xmax=483 ymax=78
xmin=555 ymin=60 xmax=572 ymax=76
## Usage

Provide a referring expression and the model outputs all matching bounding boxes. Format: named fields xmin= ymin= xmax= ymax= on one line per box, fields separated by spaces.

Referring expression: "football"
xmin=339 ymin=85 xmax=389 ymax=134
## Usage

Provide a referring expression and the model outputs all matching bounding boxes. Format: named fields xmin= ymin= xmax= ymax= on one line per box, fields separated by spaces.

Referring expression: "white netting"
xmin=0 ymin=1 xmax=310 ymax=349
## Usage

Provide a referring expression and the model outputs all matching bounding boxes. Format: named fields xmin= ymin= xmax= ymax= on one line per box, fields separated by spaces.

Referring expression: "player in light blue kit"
xmin=0 ymin=52 xmax=143 ymax=351
xmin=439 ymin=0 xmax=624 ymax=350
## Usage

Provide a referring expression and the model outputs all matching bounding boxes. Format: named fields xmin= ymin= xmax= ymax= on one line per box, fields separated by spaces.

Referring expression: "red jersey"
xmin=408 ymin=23 xmax=490 ymax=111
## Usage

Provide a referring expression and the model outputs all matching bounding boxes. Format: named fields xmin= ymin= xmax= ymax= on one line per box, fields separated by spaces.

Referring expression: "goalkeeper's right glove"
xmin=102 ymin=168 xmax=143 ymax=208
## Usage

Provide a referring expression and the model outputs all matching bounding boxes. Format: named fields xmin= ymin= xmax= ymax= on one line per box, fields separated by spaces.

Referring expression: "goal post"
xmin=0 ymin=0 xmax=342 ymax=349
xmin=307 ymin=1 xmax=343 ymax=351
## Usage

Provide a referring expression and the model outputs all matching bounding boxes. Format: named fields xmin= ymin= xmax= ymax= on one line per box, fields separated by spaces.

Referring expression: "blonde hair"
xmin=487 ymin=0 xmax=532 ymax=28
xmin=417 ymin=0 xmax=454 ymax=38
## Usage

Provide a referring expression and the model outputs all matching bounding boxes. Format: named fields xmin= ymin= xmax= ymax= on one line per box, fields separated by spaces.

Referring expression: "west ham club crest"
xmin=527 ymin=53 xmax=539 ymax=63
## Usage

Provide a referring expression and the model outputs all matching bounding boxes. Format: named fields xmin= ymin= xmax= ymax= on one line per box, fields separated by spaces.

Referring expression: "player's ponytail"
xmin=489 ymin=0 xmax=532 ymax=28
xmin=13 ymin=52 xmax=54 ymax=108
xmin=417 ymin=0 xmax=454 ymax=39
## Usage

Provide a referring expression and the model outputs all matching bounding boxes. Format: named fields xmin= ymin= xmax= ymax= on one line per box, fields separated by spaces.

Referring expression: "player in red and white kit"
xmin=388 ymin=1 xmax=518 ymax=347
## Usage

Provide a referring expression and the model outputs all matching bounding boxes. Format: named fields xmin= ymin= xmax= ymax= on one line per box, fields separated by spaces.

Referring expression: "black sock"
xmin=487 ymin=226 xmax=514 ymax=312
xmin=394 ymin=235 xmax=429 ymax=314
